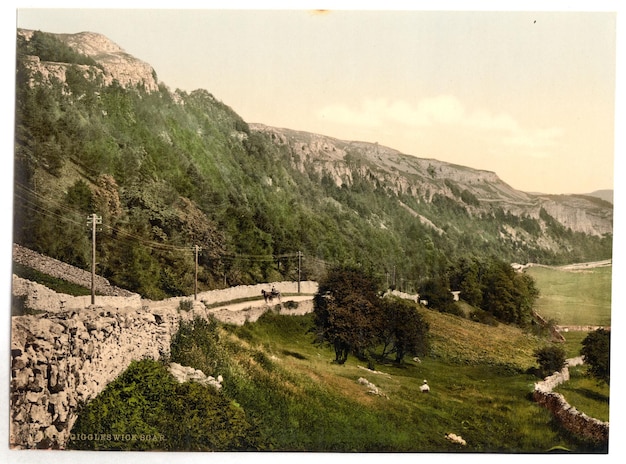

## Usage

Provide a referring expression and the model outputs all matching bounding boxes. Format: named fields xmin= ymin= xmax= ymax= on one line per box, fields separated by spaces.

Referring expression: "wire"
xmin=14 ymin=181 xmax=310 ymax=263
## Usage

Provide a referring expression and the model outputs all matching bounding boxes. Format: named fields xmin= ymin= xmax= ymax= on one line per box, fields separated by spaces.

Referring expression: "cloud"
xmin=499 ymin=127 xmax=565 ymax=158
xmin=317 ymin=96 xmax=563 ymax=158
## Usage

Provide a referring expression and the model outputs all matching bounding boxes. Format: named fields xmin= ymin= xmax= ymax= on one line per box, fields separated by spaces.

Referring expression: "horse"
xmin=261 ymin=289 xmax=273 ymax=303
xmin=262 ymin=288 xmax=282 ymax=304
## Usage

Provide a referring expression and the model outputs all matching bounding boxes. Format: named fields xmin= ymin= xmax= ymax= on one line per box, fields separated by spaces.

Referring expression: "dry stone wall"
xmin=12 ymin=275 xmax=142 ymax=313
xmin=533 ymin=357 xmax=609 ymax=444
xmin=13 ymin=244 xmax=135 ymax=297
xmin=10 ymin=276 xmax=317 ymax=449
xmin=10 ymin=304 xmax=180 ymax=449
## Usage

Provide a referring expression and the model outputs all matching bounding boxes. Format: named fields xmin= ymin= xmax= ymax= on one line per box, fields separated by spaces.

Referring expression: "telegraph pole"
xmin=194 ymin=245 xmax=200 ymax=300
xmin=297 ymin=251 xmax=302 ymax=293
xmin=88 ymin=213 xmax=102 ymax=306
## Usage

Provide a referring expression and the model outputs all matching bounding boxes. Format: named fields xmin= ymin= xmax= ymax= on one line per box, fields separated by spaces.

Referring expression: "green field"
xmin=554 ymin=365 xmax=610 ymax=422
xmin=68 ymin=262 xmax=613 ymax=452
xmin=526 ymin=265 xmax=612 ymax=327
xmin=71 ymin=310 xmax=607 ymax=452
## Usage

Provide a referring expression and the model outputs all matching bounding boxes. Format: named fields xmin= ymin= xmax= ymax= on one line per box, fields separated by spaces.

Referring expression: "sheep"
xmin=445 ymin=433 xmax=467 ymax=446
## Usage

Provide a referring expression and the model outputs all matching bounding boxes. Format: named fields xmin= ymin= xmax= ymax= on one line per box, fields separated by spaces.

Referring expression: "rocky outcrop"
xmin=168 ymin=362 xmax=223 ymax=390
xmin=18 ymin=29 xmax=159 ymax=93
xmin=538 ymin=195 xmax=613 ymax=236
xmin=251 ymin=124 xmax=612 ymax=238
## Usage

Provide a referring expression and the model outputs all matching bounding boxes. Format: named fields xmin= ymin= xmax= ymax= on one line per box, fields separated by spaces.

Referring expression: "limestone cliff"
xmin=18 ymin=29 xmax=159 ymax=92
xmin=251 ymin=123 xmax=613 ymax=237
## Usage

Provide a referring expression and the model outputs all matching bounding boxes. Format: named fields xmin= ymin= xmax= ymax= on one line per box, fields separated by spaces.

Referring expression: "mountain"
xmin=251 ymin=123 xmax=613 ymax=237
xmin=585 ymin=189 xmax=613 ymax=204
xmin=17 ymin=29 xmax=159 ymax=92
xmin=12 ymin=29 xmax=613 ymax=299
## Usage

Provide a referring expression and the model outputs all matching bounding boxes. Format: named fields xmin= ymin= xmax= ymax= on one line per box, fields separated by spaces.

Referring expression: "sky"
xmin=11 ymin=2 xmax=619 ymax=195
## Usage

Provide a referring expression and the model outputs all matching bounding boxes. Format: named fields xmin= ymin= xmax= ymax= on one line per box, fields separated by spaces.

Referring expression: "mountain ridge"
xmin=250 ymin=123 xmax=612 ymax=237
xmin=12 ymin=28 xmax=613 ymax=298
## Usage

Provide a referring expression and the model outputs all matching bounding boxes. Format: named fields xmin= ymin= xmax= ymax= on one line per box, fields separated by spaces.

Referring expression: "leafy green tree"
xmin=380 ymin=297 xmax=429 ymax=363
xmin=65 ymin=179 xmax=94 ymax=212
xmin=581 ymin=328 xmax=610 ymax=384
xmin=313 ymin=266 xmax=383 ymax=364
xmin=481 ymin=258 xmax=538 ymax=326
xmin=533 ymin=345 xmax=566 ymax=378
xmin=14 ymin=28 xmax=613 ymax=298
xmin=418 ymin=276 xmax=459 ymax=315
xmin=449 ymin=257 xmax=483 ymax=307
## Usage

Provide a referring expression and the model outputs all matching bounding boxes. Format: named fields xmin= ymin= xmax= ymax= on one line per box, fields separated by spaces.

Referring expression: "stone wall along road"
xmin=10 ymin=275 xmax=317 ymax=449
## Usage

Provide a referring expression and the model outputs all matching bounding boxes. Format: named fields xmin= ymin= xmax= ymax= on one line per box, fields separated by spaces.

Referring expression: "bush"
xmin=534 ymin=345 xmax=566 ymax=378
xmin=581 ymin=328 xmax=610 ymax=384
xmin=469 ymin=309 xmax=499 ymax=327
xmin=68 ymin=359 xmax=264 ymax=451
xmin=283 ymin=300 xmax=299 ymax=310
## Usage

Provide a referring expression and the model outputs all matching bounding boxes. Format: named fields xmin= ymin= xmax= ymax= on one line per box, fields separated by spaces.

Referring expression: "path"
xmin=202 ymin=294 xmax=315 ymax=325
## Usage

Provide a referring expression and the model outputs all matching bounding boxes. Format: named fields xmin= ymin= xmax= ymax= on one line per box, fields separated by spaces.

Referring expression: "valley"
xmin=9 ymin=27 xmax=613 ymax=453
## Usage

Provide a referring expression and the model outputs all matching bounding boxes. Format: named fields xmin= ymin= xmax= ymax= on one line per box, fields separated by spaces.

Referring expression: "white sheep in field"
xmin=419 ymin=380 xmax=430 ymax=393
xmin=446 ymin=433 xmax=467 ymax=446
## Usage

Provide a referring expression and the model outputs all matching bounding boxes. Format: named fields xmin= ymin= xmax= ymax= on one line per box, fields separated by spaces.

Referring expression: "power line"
xmin=14 ymin=181 xmax=327 ymax=268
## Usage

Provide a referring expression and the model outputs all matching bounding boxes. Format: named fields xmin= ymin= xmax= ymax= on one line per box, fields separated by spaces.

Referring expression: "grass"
xmin=561 ymin=331 xmax=588 ymax=359
xmin=554 ymin=366 xmax=610 ymax=422
xmin=526 ymin=265 xmax=612 ymax=326
xmin=71 ymin=308 xmax=608 ymax=452
xmin=216 ymin=311 xmax=605 ymax=452
xmin=68 ymin=261 xmax=612 ymax=452
xmin=12 ymin=262 xmax=93 ymax=296
xmin=419 ymin=308 xmax=543 ymax=371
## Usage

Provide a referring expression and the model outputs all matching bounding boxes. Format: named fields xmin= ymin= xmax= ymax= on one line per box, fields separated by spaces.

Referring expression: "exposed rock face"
xmin=251 ymin=123 xmax=613 ymax=238
xmin=18 ymin=29 xmax=159 ymax=92
xmin=538 ymin=195 xmax=613 ymax=236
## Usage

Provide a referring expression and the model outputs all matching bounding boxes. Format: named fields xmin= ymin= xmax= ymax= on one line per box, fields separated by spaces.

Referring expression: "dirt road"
xmin=205 ymin=294 xmax=315 ymax=325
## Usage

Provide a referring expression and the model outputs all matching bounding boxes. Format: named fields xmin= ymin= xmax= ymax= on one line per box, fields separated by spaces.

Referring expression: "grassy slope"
xmin=526 ymin=265 xmax=612 ymax=326
xmin=218 ymin=310 xmax=601 ymax=452
xmin=554 ymin=366 xmax=610 ymax=422
xmin=525 ymin=265 xmax=611 ymax=427
xmin=41 ymin=258 xmax=611 ymax=451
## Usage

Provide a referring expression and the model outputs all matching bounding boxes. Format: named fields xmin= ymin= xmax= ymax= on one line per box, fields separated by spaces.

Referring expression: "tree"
xmin=380 ymin=297 xmax=429 ymax=363
xmin=534 ymin=345 xmax=566 ymax=378
xmin=418 ymin=276 xmax=459 ymax=315
xmin=448 ymin=257 xmax=483 ymax=307
xmin=312 ymin=266 xmax=383 ymax=364
xmin=581 ymin=328 xmax=610 ymax=384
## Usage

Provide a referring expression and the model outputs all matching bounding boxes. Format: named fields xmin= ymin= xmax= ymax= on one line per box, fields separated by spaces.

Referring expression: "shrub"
xmin=68 ymin=358 xmax=264 ymax=451
xmin=283 ymin=300 xmax=299 ymax=310
xmin=581 ymin=328 xmax=610 ymax=384
xmin=534 ymin=345 xmax=566 ymax=378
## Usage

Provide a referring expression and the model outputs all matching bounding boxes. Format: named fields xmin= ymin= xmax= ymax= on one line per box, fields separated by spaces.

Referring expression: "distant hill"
xmin=585 ymin=190 xmax=613 ymax=204
xmin=12 ymin=29 xmax=613 ymax=299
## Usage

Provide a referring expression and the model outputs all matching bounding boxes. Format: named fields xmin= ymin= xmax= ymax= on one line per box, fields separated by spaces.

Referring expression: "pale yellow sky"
xmin=13 ymin=7 xmax=617 ymax=194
